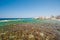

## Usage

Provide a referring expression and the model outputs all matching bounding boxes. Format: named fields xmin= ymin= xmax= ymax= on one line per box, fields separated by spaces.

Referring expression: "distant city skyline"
xmin=0 ymin=0 xmax=60 ymax=18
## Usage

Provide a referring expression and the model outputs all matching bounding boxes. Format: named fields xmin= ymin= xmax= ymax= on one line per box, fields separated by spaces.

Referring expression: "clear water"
xmin=0 ymin=18 xmax=60 ymax=26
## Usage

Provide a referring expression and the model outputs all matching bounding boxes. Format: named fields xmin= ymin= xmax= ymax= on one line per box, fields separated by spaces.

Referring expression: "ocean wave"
xmin=0 ymin=20 xmax=11 ymax=22
xmin=0 ymin=19 xmax=20 ymax=22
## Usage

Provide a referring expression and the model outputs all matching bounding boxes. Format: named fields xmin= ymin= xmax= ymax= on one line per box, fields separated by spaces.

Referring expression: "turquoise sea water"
xmin=0 ymin=18 xmax=60 ymax=26
xmin=0 ymin=18 xmax=37 ymax=26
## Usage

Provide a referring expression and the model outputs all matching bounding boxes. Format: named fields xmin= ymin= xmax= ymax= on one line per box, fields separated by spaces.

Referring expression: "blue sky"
xmin=0 ymin=0 xmax=60 ymax=18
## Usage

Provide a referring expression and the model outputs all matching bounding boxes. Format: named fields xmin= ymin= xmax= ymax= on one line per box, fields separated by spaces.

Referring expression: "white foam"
xmin=0 ymin=20 xmax=10 ymax=22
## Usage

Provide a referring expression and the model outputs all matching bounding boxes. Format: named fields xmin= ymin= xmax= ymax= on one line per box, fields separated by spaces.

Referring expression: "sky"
xmin=0 ymin=0 xmax=60 ymax=18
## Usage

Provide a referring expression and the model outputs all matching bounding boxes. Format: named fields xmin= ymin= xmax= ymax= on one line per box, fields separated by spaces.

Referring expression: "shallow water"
xmin=0 ymin=18 xmax=60 ymax=40
xmin=0 ymin=18 xmax=60 ymax=26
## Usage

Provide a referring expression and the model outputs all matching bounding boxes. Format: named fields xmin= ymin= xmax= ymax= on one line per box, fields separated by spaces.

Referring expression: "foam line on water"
xmin=0 ymin=20 xmax=10 ymax=22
